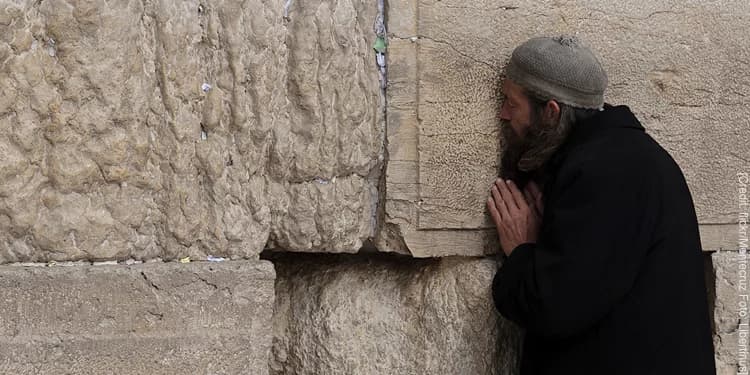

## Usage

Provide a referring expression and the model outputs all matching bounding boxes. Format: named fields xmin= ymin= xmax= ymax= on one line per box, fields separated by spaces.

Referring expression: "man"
xmin=487 ymin=36 xmax=716 ymax=374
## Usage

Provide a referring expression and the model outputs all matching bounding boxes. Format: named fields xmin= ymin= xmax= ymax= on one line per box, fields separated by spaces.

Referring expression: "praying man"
xmin=488 ymin=35 xmax=716 ymax=374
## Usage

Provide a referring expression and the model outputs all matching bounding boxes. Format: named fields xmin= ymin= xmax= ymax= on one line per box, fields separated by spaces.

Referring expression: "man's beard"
xmin=499 ymin=114 xmax=572 ymax=189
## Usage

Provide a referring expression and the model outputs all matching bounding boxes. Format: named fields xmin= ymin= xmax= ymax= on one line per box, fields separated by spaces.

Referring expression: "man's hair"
xmin=525 ymin=92 xmax=599 ymax=132
xmin=499 ymin=87 xmax=601 ymax=187
xmin=515 ymin=91 xmax=599 ymax=173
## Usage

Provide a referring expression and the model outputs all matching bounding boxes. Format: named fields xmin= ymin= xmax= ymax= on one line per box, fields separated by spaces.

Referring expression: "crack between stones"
xmin=370 ymin=0 xmax=389 ymax=244
xmin=588 ymin=8 xmax=684 ymax=21
xmin=441 ymin=5 xmax=518 ymax=12
xmin=284 ymin=172 xmax=369 ymax=185
xmin=390 ymin=34 xmax=495 ymax=70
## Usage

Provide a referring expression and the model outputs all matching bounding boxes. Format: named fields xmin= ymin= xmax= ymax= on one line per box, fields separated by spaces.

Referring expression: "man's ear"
xmin=544 ymin=100 xmax=561 ymax=123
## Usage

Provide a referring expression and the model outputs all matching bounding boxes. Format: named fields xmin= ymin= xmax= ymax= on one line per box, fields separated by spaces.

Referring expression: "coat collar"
xmin=547 ymin=104 xmax=644 ymax=169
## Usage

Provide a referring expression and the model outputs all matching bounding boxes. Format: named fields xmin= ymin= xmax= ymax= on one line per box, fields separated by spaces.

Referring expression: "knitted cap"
xmin=506 ymin=35 xmax=608 ymax=109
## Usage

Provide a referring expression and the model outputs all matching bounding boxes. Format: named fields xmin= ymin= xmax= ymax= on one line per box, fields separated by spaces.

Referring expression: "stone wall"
xmin=269 ymin=254 xmax=522 ymax=375
xmin=1 ymin=0 xmax=381 ymax=263
xmin=1 ymin=1 xmax=746 ymax=258
xmin=709 ymin=251 xmax=747 ymax=375
xmin=0 ymin=260 xmax=275 ymax=374
xmin=381 ymin=0 xmax=749 ymax=256
xmin=0 ymin=0 xmax=747 ymax=374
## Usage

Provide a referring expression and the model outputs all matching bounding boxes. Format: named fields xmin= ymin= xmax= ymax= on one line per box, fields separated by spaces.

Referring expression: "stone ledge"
xmin=0 ymin=260 xmax=275 ymax=375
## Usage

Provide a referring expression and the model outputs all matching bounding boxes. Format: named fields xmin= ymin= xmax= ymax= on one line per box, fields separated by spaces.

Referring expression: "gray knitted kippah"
xmin=506 ymin=35 xmax=608 ymax=109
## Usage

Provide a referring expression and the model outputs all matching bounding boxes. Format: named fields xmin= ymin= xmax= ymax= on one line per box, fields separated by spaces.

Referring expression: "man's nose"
xmin=499 ymin=104 xmax=511 ymax=121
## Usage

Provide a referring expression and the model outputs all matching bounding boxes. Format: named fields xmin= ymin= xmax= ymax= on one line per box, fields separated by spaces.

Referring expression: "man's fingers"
xmin=524 ymin=186 xmax=542 ymax=217
xmin=523 ymin=188 xmax=535 ymax=209
xmin=487 ymin=197 xmax=502 ymax=226
xmin=505 ymin=180 xmax=527 ymax=210
xmin=491 ymin=185 xmax=503 ymax=212
xmin=536 ymin=195 xmax=544 ymax=215
xmin=489 ymin=186 xmax=504 ymax=220
xmin=491 ymin=185 xmax=511 ymax=221
xmin=495 ymin=179 xmax=519 ymax=213
xmin=527 ymin=181 xmax=542 ymax=198
xmin=527 ymin=181 xmax=544 ymax=215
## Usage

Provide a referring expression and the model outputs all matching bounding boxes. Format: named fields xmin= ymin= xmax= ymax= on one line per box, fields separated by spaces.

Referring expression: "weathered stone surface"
xmin=381 ymin=0 xmax=750 ymax=255
xmin=270 ymin=254 xmax=522 ymax=375
xmin=701 ymin=224 xmax=743 ymax=252
xmin=1 ymin=335 xmax=266 ymax=375
xmin=0 ymin=260 xmax=275 ymax=374
xmin=708 ymin=251 xmax=741 ymax=375
xmin=0 ymin=0 xmax=381 ymax=263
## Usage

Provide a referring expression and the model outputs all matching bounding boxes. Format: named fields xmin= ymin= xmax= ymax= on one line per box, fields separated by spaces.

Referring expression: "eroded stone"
xmin=709 ymin=251 xmax=741 ymax=375
xmin=0 ymin=0 xmax=381 ymax=263
xmin=270 ymin=254 xmax=522 ymax=375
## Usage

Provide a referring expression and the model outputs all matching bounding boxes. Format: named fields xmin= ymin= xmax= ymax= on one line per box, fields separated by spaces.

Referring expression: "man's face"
xmin=499 ymin=79 xmax=534 ymax=139
xmin=498 ymin=78 xmax=537 ymax=184
xmin=497 ymin=78 xmax=569 ymax=186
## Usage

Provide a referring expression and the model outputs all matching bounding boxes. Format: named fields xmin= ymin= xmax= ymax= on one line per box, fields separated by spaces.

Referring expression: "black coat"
xmin=493 ymin=105 xmax=716 ymax=374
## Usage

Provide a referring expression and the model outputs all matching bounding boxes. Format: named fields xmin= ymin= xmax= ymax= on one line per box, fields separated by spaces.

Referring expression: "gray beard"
xmin=499 ymin=116 xmax=572 ymax=188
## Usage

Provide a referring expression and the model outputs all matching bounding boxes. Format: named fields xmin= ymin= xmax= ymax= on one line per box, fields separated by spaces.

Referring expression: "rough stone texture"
xmin=709 ymin=251 xmax=742 ymax=375
xmin=270 ymin=254 xmax=523 ymax=375
xmin=0 ymin=0 xmax=381 ymax=263
xmin=2 ymin=335 xmax=267 ymax=375
xmin=701 ymin=224 xmax=742 ymax=252
xmin=0 ymin=260 xmax=275 ymax=374
xmin=380 ymin=0 xmax=750 ymax=256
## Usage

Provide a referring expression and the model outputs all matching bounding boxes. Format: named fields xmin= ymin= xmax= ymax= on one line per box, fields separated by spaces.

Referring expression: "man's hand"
xmin=487 ymin=179 xmax=543 ymax=256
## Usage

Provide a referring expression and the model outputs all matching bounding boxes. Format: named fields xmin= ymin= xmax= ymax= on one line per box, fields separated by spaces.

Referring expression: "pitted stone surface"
xmin=709 ymin=251 xmax=741 ymax=375
xmin=270 ymin=254 xmax=522 ymax=375
xmin=0 ymin=260 xmax=275 ymax=374
xmin=381 ymin=0 xmax=750 ymax=255
xmin=0 ymin=0 xmax=381 ymax=263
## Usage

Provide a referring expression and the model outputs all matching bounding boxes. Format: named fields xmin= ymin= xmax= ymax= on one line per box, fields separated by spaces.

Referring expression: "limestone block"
xmin=270 ymin=254 xmax=522 ymax=375
xmin=709 ymin=251 xmax=742 ymax=374
xmin=0 ymin=260 xmax=275 ymax=374
xmin=381 ymin=0 xmax=749 ymax=255
xmin=2 ymin=336 xmax=268 ymax=375
xmin=0 ymin=0 xmax=381 ymax=263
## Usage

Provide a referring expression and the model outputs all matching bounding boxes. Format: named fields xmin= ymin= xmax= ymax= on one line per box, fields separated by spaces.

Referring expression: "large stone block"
xmin=269 ymin=254 xmax=522 ymax=375
xmin=0 ymin=0 xmax=381 ymax=263
xmin=709 ymin=251 xmax=743 ymax=375
xmin=0 ymin=260 xmax=275 ymax=374
xmin=381 ymin=0 xmax=749 ymax=255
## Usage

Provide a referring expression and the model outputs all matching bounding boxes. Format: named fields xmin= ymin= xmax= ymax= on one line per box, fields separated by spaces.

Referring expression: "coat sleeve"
xmin=492 ymin=158 xmax=658 ymax=340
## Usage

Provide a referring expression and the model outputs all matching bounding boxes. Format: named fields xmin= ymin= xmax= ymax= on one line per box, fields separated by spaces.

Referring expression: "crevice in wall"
xmin=704 ymin=251 xmax=717 ymax=333
xmin=369 ymin=0 xmax=389 ymax=246
xmin=260 ymin=246 xmax=434 ymax=267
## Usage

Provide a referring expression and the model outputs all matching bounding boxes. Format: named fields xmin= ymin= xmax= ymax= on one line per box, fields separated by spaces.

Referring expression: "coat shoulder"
xmin=563 ymin=127 xmax=681 ymax=183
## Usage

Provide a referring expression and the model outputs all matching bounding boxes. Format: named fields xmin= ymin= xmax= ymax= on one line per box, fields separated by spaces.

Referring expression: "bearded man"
xmin=487 ymin=36 xmax=716 ymax=374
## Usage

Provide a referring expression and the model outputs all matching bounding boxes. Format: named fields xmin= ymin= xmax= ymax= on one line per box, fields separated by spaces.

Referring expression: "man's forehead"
xmin=502 ymin=79 xmax=524 ymax=100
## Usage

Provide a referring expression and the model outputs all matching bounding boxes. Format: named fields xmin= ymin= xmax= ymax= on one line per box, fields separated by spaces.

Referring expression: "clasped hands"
xmin=486 ymin=179 xmax=544 ymax=256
